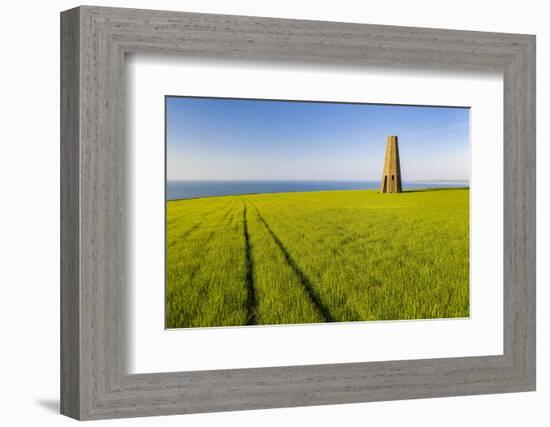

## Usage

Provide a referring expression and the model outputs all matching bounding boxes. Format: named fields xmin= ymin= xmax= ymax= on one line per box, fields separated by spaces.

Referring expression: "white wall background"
xmin=0 ymin=0 xmax=546 ymax=425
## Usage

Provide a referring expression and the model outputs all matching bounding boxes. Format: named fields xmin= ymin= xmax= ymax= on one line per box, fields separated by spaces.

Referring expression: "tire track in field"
xmin=251 ymin=204 xmax=335 ymax=323
xmin=241 ymin=201 xmax=257 ymax=325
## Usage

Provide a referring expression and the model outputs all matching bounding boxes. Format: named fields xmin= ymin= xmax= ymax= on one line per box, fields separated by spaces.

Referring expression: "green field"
xmin=166 ymin=188 xmax=469 ymax=329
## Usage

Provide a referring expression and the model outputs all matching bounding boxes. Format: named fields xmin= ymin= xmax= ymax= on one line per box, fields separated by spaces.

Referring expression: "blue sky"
xmin=166 ymin=96 xmax=469 ymax=181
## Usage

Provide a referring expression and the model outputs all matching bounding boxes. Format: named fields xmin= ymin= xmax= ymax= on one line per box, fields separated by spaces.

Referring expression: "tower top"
xmin=380 ymin=135 xmax=402 ymax=193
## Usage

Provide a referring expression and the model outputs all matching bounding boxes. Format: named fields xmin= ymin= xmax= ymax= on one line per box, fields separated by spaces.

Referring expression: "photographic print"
xmin=165 ymin=96 xmax=470 ymax=329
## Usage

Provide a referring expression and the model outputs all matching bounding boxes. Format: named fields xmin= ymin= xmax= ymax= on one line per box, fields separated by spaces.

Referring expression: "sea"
xmin=166 ymin=180 xmax=469 ymax=201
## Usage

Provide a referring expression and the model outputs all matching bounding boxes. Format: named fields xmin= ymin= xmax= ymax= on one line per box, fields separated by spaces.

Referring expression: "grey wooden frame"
xmin=60 ymin=5 xmax=536 ymax=420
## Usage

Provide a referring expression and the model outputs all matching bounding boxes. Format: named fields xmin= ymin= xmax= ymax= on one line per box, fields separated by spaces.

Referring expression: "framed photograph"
xmin=61 ymin=6 xmax=535 ymax=420
xmin=163 ymin=97 xmax=471 ymax=329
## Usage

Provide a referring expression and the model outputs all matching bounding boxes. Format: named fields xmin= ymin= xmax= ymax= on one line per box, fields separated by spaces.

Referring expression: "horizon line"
xmin=166 ymin=178 xmax=470 ymax=182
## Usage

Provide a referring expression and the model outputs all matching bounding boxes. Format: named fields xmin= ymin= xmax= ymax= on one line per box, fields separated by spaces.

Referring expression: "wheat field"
xmin=166 ymin=188 xmax=469 ymax=329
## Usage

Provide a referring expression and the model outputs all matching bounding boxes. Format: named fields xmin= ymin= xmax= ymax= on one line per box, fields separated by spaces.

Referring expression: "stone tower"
xmin=380 ymin=135 xmax=402 ymax=193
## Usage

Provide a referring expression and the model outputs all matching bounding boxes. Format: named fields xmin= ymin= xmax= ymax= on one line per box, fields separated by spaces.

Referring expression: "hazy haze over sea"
xmin=166 ymin=180 xmax=469 ymax=200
